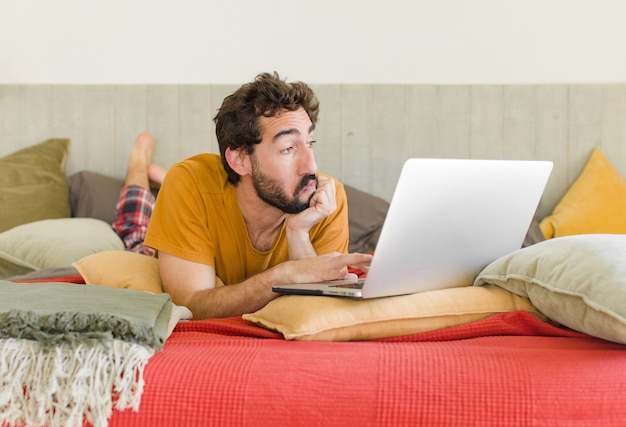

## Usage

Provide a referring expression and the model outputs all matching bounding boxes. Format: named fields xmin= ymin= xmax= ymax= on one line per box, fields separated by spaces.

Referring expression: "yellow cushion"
xmin=74 ymin=250 xmax=227 ymax=297
xmin=74 ymin=250 xmax=163 ymax=294
xmin=540 ymin=148 xmax=626 ymax=238
xmin=243 ymin=285 xmax=543 ymax=341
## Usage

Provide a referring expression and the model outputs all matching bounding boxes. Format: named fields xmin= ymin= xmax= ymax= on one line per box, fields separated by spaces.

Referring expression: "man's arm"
xmin=158 ymin=250 xmax=372 ymax=319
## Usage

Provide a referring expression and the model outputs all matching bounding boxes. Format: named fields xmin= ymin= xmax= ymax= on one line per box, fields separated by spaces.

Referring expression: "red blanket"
xmin=12 ymin=273 xmax=626 ymax=426
xmin=108 ymin=312 xmax=626 ymax=427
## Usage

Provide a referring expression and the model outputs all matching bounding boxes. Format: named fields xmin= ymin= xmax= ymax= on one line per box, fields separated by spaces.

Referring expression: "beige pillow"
xmin=474 ymin=234 xmax=626 ymax=344
xmin=74 ymin=250 xmax=163 ymax=294
xmin=0 ymin=218 xmax=124 ymax=279
xmin=243 ymin=285 xmax=542 ymax=341
xmin=0 ymin=139 xmax=71 ymax=233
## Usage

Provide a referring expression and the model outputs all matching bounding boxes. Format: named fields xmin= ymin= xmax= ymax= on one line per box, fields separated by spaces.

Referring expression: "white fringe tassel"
xmin=0 ymin=338 xmax=155 ymax=427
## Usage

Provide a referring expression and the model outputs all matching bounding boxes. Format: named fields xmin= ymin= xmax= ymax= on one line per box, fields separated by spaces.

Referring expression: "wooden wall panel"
xmin=114 ymin=86 xmax=148 ymax=178
xmin=470 ymin=86 xmax=503 ymax=160
xmin=12 ymin=86 xmax=52 ymax=153
xmin=339 ymin=85 xmax=374 ymax=193
xmin=503 ymin=86 xmax=536 ymax=160
xmin=438 ymin=86 xmax=470 ymax=159
xmin=405 ymin=86 xmax=439 ymax=159
xmin=179 ymin=85 xmax=214 ymax=164
xmin=51 ymin=86 xmax=85 ymax=174
xmin=312 ymin=85 xmax=342 ymax=180
xmin=146 ymin=86 xmax=179 ymax=170
xmin=371 ymin=85 xmax=406 ymax=199
xmin=2 ymin=83 xmax=626 ymax=217
xmin=602 ymin=85 xmax=626 ymax=177
xmin=534 ymin=86 xmax=569 ymax=217
xmin=82 ymin=86 xmax=116 ymax=174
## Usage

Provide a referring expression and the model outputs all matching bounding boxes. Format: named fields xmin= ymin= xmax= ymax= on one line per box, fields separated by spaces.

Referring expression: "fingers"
xmin=310 ymin=177 xmax=336 ymax=211
xmin=341 ymin=252 xmax=373 ymax=267
xmin=325 ymin=252 xmax=372 ymax=279
xmin=339 ymin=272 xmax=359 ymax=281
xmin=286 ymin=252 xmax=373 ymax=284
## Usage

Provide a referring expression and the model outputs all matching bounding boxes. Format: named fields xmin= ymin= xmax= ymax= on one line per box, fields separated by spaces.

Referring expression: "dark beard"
xmin=250 ymin=157 xmax=317 ymax=214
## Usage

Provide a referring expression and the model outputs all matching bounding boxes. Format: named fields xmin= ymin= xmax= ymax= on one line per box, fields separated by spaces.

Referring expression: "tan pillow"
xmin=0 ymin=139 xmax=71 ymax=233
xmin=74 ymin=250 xmax=163 ymax=294
xmin=243 ymin=285 xmax=542 ymax=341
xmin=75 ymin=250 xmax=227 ymax=297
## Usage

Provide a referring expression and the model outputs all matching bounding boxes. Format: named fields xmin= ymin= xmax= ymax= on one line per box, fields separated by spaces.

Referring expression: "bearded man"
xmin=144 ymin=72 xmax=371 ymax=319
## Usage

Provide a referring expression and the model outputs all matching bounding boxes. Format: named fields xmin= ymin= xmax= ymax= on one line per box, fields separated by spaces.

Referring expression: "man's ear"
xmin=225 ymin=147 xmax=251 ymax=176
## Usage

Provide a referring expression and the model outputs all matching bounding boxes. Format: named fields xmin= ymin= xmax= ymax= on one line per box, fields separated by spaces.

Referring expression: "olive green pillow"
xmin=0 ymin=139 xmax=71 ymax=233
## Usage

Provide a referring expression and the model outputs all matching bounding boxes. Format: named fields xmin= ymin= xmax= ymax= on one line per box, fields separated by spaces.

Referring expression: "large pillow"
xmin=540 ymin=148 xmax=626 ymax=238
xmin=0 ymin=139 xmax=71 ymax=233
xmin=344 ymin=185 xmax=389 ymax=253
xmin=243 ymin=285 xmax=542 ymax=341
xmin=0 ymin=218 xmax=124 ymax=279
xmin=69 ymin=171 xmax=125 ymax=224
xmin=474 ymin=234 xmax=626 ymax=345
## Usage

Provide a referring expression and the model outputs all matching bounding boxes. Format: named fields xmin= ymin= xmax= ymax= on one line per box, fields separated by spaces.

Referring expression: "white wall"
xmin=1 ymin=0 xmax=625 ymax=84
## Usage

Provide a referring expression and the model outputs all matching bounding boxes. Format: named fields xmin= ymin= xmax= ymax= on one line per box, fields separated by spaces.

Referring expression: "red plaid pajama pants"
xmin=112 ymin=185 xmax=155 ymax=256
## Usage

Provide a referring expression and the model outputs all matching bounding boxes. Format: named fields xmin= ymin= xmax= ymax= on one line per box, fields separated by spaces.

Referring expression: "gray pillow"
xmin=344 ymin=185 xmax=389 ymax=253
xmin=474 ymin=234 xmax=626 ymax=344
xmin=0 ymin=218 xmax=124 ymax=278
xmin=69 ymin=171 xmax=125 ymax=224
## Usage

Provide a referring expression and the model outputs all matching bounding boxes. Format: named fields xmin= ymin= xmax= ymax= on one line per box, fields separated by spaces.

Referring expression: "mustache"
xmin=296 ymin=174 xmax=318 ymax=194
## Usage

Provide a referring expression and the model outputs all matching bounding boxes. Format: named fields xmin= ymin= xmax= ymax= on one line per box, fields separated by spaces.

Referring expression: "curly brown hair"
xmin=213 ymin=72 xmax=320 ymax=184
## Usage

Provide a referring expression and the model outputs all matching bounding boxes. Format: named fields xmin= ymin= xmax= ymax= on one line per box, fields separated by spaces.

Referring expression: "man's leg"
xmin=112 ymin=133 xmax=166 ymax=256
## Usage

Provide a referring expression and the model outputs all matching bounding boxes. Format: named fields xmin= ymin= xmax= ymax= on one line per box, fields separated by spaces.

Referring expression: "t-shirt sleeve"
xmin=144 ymin=163 xmax=217 ymax=266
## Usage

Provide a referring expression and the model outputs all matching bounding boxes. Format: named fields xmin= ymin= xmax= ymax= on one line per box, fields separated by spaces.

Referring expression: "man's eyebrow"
xmin=273 ymin=128 xmax=299 ymax=141
xmin=273 ymin=124 xmax=316 ymax=142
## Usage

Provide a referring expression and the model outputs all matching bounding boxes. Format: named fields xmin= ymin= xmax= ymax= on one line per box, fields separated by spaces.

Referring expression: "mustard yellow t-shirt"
xmin=144 ymin=153 xmax=349 ymax=285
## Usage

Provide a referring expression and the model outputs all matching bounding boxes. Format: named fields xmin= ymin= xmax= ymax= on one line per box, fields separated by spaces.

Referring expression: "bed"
xmin=2 ymin=134 xmax=626 ymax=426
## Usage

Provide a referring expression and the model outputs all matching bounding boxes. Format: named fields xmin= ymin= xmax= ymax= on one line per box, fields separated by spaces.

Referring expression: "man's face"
xmin=249 ymin=108 xmax=318 ymax=214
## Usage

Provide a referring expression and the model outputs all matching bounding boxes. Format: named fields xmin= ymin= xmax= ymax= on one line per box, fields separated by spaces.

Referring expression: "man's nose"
xmin=299 ymin=143 xmax=317 ymax=174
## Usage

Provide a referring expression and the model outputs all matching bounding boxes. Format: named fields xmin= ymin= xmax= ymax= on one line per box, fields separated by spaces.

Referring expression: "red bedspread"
xmin=108 ymin=312 xmax=626 ymax=427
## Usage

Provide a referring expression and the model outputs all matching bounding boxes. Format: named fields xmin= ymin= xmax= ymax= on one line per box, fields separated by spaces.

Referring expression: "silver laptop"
xmin=273 ymin=157 xmax=553 ymax=298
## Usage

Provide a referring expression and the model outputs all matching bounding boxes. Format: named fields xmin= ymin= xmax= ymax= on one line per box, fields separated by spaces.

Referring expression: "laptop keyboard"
xmin=331 ymin=282 xmax=364 ymax=290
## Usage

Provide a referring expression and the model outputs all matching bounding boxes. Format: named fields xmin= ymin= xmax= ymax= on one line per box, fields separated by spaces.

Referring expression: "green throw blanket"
xmin=0 ymin=280 xmax=174 ymax=427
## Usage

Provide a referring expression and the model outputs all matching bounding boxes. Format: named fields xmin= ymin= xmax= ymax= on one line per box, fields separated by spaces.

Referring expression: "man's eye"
xmin=307 ymin=140 xmax=317 ymax=148
xmin=280 ymin=147 xmax=293 ymax=154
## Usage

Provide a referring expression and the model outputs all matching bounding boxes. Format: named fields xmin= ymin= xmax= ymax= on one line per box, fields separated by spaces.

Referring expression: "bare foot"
xmin=148 ymin=164 xmax=167 ymax=185
xmin=125 ymin=133 xmax=155 ymax=188
xmin=132 ymin=132 xmax=155 ymax=164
